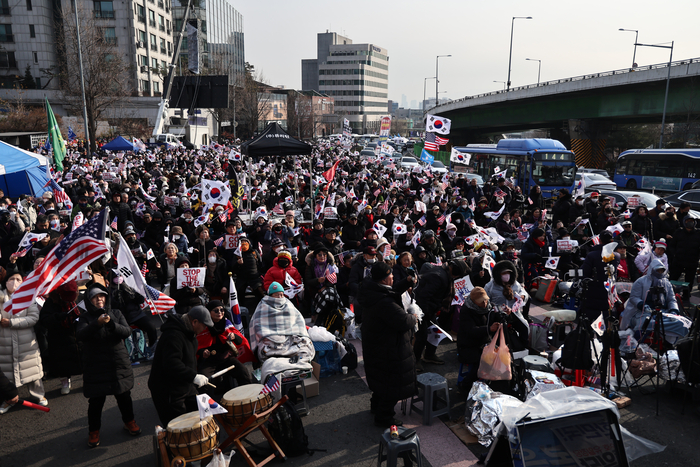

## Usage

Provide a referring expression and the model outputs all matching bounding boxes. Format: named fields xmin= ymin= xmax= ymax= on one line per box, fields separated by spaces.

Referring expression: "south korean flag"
xmin=425 ymin=114 xmax=451 ymax=135
xmin=545 ymin=256 xmax=560 ymax=269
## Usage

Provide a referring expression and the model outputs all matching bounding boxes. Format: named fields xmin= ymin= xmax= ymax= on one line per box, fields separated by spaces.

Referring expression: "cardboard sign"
xmin=556 ymin=239 xmax=573 ymax=252
xmin=176 ymin=267 xmax=205 ymax=289
xmin=452 ymin=275 xmax=475 ymax=306
xmin=627 ymin=196 xmax=641 ymax=208
xmin=225 ymin=234 xmax=245 ymax=250
xmin=164 ymin=196 xmax=179 ymax=206
xmin=323 ymin=206 xmax=338 ymax=219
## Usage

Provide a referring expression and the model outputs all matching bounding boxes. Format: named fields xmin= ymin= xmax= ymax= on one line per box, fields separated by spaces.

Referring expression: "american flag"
xmin=381 ymin=198 xmax=390 ymax=213
xmin=218 ymin=211 xmax=228 ymax=223
xmin=592 ymin=235 xmax=601 ymax=246
xmin=214 ymin=236 xmax=225 ymax=247
xmin=416 ymin=215 xmax=426 ymax=227
xmin=494 ymin=190 xmax=507 ymax=199
xmin=144 ymin=283 xmax=176 ymax=314
xmin=435 ymin=135 xmax=449 ymax=146
xmin=424 ymin=133 xmax=439 ymax=151
xmin=337 ymin=253 xmax=345 ymax=266
xmin=437 ymin=212 xmax=446 ymax=224
xmin=45 ymin=179 xmax=71 ymax=208
xmin=325 ymin=265 xmax=338 ymax=284
xmin=110 ymin=216 xmax=118 ymax=230
xmin=272 ymin=203 xmax=285 ymax=215
xmin=260 ymin=374 xmax=280 ymax=394
xmin=9 ymin=209 xmax=109 ymax=314
xmin=373 ymin=189 xmax=381 ymax=197
xmin=141 ymin=262 xmax=148 ymax=277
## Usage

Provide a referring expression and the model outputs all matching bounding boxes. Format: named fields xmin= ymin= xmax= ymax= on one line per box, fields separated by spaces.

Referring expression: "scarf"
xmin=314 ymin=258 xmax=327 ymax=279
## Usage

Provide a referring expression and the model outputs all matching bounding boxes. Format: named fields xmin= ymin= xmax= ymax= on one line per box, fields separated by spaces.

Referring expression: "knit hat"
xmin=655 ymin=240 xmax=667 ymax=250
xmin=365 ymin=229 xmax=377 ymax=237
xmin=532 ymin=228 xmax=545 ymax=239
xmin=278 ymin=250 xmax=292 ymax=261
xmin=268 ymin=282 xmax=284 ymax=295
xmin=206 ymin=300 xmax=224 ymax=311
xmin=371 ymin=262 xmax=392 ymax=281
xmin=470 ymin=287 xmax=488 ymax=303
xmin=175 ymin=256 xmax=190 ymax=269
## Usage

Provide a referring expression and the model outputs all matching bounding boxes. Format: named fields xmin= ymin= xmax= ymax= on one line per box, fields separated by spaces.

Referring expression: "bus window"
xmin=532 ymin=162 xmax=575 ymax=187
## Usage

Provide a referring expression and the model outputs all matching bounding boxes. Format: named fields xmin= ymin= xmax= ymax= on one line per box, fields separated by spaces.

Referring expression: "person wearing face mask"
xmin=630 ymin=205 xmax=653 ymax=239
xmin=109 ymin=272 xmax=158 ymax=357
xmin=455 ymin=197 xmax=474 ymax=219
xmin=264 ymin=219 xmax=293 ymax=250
xmin=569 ymin=195 xmax=587 ymax=224
xmin=654 ymin=206 xmax=679 ymax=242
xmin=620 ymin=259 xmax=688 ymax=342
xmin=231 ymin=237 xmax=265 ymax=311
xmin=585 ymin=192 xmax=601 ymax=230
xmin=176 ymin=209 xmax=196 ymax=240
xmin=0 ymin=271 xmax=49 ymax=413
xmin=496 ymin=212 xmax=518 ymax=239
xmin=263 ymin=250 xmax=303 ymax=293
xmin=166 ymin=225 xmax=188 ymax=255
xmin=635 ymin=240 xmax=669 ymax=276
xmin=202 ymin=249 xmax=228 ymax=300
xmin=439 ymin=223 xmax=459 ymax=257
xmin=596 ymin=199 xmax=618 ymax=233
xmin=263 ymin=237 xmax=285 ymax=271
xmin=485 ymin=261 xmax=530 ymax=326
xmin=76 ymin=284 xmax=140 ymax=447
xmin=304 ymin=246 xmax=335 ymax=304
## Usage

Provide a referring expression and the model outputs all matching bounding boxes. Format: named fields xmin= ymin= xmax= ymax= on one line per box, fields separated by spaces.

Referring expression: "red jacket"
xmin=263 ymin=257 xmax=303 ymax=291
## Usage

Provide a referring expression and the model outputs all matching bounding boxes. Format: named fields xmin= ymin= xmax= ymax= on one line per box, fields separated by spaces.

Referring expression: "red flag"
xmin=322 ymin=160 xmax=341 ymax=183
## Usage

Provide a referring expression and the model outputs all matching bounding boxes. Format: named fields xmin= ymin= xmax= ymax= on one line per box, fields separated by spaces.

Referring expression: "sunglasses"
xmin=211 ymin=307 xmax=225 ymax=314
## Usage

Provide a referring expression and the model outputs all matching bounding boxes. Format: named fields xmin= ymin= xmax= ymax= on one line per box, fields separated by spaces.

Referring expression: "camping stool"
xmin=377 ymin=426 xmax=422 ymax=467
xmin=278 ymin=369 xmax=312 ymax=416
xmin=409 ymin=372 xmax=450 ymax=426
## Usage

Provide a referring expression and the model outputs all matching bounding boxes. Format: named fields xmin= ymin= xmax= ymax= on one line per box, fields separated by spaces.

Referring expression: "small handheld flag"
xmin=260 ymin=374 xmax=280 ymax=394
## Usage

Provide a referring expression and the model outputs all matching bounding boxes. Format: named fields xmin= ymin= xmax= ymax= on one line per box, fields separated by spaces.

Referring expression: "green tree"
xmin=22 ymin=65 xmax=36 ymax=89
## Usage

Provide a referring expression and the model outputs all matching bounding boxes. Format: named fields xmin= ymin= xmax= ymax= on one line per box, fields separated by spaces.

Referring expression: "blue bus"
xmin=453 ymin=138 xmax=577 ymax=198
xmin=614 ymin=149 xmax=700 ymax=192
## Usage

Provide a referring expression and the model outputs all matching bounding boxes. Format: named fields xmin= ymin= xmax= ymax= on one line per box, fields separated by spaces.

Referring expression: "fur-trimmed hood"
xmin=492 ymin=260 xmax=517 ymax=286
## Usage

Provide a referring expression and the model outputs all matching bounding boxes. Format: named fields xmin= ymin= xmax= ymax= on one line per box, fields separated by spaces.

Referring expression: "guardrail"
xmin=432 ymin=57 xmax=700 ymax=111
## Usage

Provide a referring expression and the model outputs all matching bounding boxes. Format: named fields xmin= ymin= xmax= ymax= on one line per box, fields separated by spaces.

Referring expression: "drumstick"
xmin=205 ymin=382 xmax=216 ymax=388
xmin=210 ymin=364 xmax=236 ymax=380
xmin=20 ymin=399 xmax=50 ymax=412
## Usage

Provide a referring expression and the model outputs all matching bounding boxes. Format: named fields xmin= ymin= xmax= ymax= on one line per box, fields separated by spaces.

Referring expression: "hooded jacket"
xmin=485 ymin=260 xmax=529 ymax=313
xmin=264 ymin=256 xmax=303 ymax=292
xmin=621 ymin=258 xmax=678 ymax=330
xmin=148 ymin=313 xmax=198 ymax=401
xmin=0 ymin=290 xmax=43 ymax=387
xmin=359 ymin=278 xmax=417 ymax=400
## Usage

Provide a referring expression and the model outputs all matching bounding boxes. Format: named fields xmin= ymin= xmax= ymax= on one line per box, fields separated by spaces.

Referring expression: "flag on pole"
xmin=45 ymin=98 xmax=66 ymax=171
xmin=229 ymin=276 xmax=243 ymax=331
xmin=424 ymin=132 xmax=439 ymax=151
xmin=545 ymin=256 xmax=561 ymax=269
xmin=324 ymin=265 xmax=338 ymax=284
xmin=196 ymin=394 xmax=228 ymax=420
xmin=435 ymin=135 xmax=449 ymax=146
xmin=110 ymin=216 xmax=118 ymax=230
xmin=284 ymin=272 xmax=304 ymax=298
xmin=393 ymin=223 xmax=407 ymax=235
xmin=67 ymin=126 xmax=77 ymax=141
xmin=425 ymin=114 xmax=451 ymax=135
xmin=144 ymin=284 xmax=176 ymax=314
xmin=9 ymin=209 xmax=108 ymax=314
xmin=260 ymin=375 xmax=280 ymax=394
xmin=322 ymin=160 xmax=341 ymax=183
xmin=372 ymin=221 xmax=387 ymax=238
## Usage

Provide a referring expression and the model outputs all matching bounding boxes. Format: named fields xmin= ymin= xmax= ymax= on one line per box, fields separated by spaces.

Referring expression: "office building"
xmin=302 ymin=31 xmax=388 ymax=133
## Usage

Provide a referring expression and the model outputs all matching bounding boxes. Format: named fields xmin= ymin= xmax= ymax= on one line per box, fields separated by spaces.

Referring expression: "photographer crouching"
xmin=457 ymin=287 xmax=529 ymax=392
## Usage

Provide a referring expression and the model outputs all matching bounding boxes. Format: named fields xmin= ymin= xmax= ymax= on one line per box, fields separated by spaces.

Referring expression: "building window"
xmin=0 ymin=24 xmax=13 ymax=42
xmin=153 ymin=81 xmax=159 ymax=94
xmin=33 ymin=51 xmax=37 ymax=63
xmin=25 ymin=0 xmax=30 ymax=11
xmin=159 ymin=37 xmax=165 ymax=54
xmin=150 ymin=33 xmax=157 ymax=51
xmin=140 ymin=55 xmax=147 ymax=66
xmin=141 ymin=80 xmax=150 ymax=92
xmin=94 ymin=1 xmax=114 ymax=19
xmin=136 ymin=4 xmax=145 ymax=22
xmin=102 ymin=27 xmax=116 ymax=45
xmin=158 ymin=14 xmax=164 ymax=31
xmin=29 ymin=24 xmax=35 ymax=38
xmin=137 ymin=29 xmax=146 ymax=45
xmin=35 ymin=77 xmax=40 ymax=88
xmin=0 ymin=0 xmax=9 ymax=15
xmin=148 ymin=9 xmax=155 ymax=27
xmin=152 ymin=57 xmax=157 ymax=68
xmin=0 ymin=51 xmax=16 ymax=68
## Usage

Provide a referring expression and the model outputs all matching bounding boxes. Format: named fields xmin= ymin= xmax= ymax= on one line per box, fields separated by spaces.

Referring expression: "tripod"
xmin=599 ymin=268 xmax=623 ymax=398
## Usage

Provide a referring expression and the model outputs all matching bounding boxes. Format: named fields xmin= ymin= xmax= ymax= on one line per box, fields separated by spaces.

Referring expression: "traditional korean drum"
xmin=165 ymin=412 xmax=219 ymax=459
xmin=221 ymin=384 xmax=274 ymax=427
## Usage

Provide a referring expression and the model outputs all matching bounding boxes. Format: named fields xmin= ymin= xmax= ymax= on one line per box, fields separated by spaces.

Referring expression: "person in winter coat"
xmin=348 ymin=246 xmax=379 ymax=323
xmin=413 ymin=260 xmax=469 ymax=367
xmin=669 ymin=217 xmax=700 ymax=296
xmin=485 ymin=261 xmax=530 ymax=326
xmin=465 ymin=178 xmax=484 ymax=206
xmin=304 ymin=246 xmax=336 ymax=305
xmin=0 ymin=370 xmax=17 ymax=409
xmin=635 ymin=240 xmax=669 ymax=276
xmin=581 ymin=231 xmax=620 ymax=321
xmin=321 ymin=228 xmax=344 ymax=257
xmin=520 ymin=227 xmax=549 ymax=292
xmin=457 ymin=287 xmax=528 ymax=390
xmin=340 ymin=213 xmax=365 ymax=251
xmin=264 ymin=219 xmax=294 ymax=249
xmin=0 ymin=272 xmax=47 ymax=412
xmin=170 ymin=257 xmax=205 ymax=314
xmin=654 ymin=207 xmax=679 ymax=242
xmin=202 ymin=248 xmax=229 ymax=301
xmin=620 ymin=259 xmax=686 ymax=342
xmin=231 ymin=237 xmax=265 ymax=310
xmin=39 ymin=281 xmax=83 ymax=395
xmin=156 ymin=242 xmax=188 ymax=289
xmin=76 ymin=284 xmax=140 ymax=448
xmin=469 ymin=255 xmax=492 ymax=288
xmin=420 ymin=230 xmax=446 ymax=262
xmin=552 ymin=189 xmax=573 ymax=226
xmin=359 ymin=262 xmax=417 ymax=427
xmin=190 ymin=225 xmax=216 ymax=268
xmin=149 ymin=306 xmax=213 ymax=426
xmin=264 ymin=250 xmax=303 ymax=292
xmin=107 ymin=192 xmax=134 ymax=234
xmin=195 ymin=301 xmax=254 ymax=394
xmin=336 ymin=251 xmax=353 ymax=307
xmin=631 ymin=205 xmax=653 ymax=239
xmin=528 ymin=185 xmax=545 ymax=211
xmin=568 ymin=195 xmax=587 ymax=226
xmin=393 ymin=252 xmax=417 ymax=285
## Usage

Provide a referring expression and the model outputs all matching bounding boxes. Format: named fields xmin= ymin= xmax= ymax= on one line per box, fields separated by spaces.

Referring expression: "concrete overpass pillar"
xmin=568 ymin=119 xmax=606 ymax=168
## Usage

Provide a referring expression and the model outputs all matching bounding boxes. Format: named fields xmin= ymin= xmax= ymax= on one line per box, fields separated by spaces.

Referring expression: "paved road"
xmin=1 ymin=309 xmax=698 ymax=466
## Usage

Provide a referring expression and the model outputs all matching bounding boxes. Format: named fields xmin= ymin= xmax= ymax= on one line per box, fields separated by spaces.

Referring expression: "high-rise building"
xmin=302 ymin=31 xmax=388 ymax=134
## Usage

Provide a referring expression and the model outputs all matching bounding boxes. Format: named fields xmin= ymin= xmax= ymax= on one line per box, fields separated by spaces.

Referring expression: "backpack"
xmin=323 ymin=308 xmax=346 ymax=337
xmin=124 ymin=328 xmax=147 ymax=362
xmin=267 ymin=400 xmax=311 ymax=457
xmin=557 ymin=326 xmax=594 ymax=370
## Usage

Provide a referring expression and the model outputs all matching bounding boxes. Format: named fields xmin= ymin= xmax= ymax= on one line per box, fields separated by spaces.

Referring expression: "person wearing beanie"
xmin=267 ymin=281 xmax=284 ymax=296
xmin=635 ymin=240 xmax=669 ymax=276
xmin=169 ymin=256 xmax=205 ymax=315
xmin=520 ymin=227 xmax=549 ymax=296
xmin=263 ymin=250 xmax=303 ymax=292
xmin=359 ymin=260 xmax=417 ymax=427
xmin=195 ymin=300 xmax=255 ymax=394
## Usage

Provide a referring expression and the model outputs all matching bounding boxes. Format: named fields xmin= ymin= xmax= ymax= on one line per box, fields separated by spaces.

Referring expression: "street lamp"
xmin=423 ymin=76 xmax=435 ymax=111
xmin=635 ymin=41 xmax=674 ymax=148
xmin=436 ymin=54 xmax=451 ymax=104
xmin=507 ymin=16 xmax=532 ymax=91
xmin=493 ymin=80 xmax=506 ymax=90
xmin=619 ymin=28 xmax=639 ymax=68
xmin=525 ymin=58 xmax=541 ymax=85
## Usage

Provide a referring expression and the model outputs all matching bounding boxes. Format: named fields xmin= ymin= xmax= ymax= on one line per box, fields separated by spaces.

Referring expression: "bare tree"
xmin=55 ymin=3 xmax=132 ymax=154
xmin=0 ymin=90 xmax=63 ymax=132
xmin=235 ymin=63 xmax=272 ymax=140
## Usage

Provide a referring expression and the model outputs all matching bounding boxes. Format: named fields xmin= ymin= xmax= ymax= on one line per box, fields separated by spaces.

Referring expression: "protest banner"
xmin=176 ymin=267 xmax=205 ymax=289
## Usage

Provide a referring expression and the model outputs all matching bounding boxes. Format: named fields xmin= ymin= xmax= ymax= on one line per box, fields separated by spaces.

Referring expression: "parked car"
xmin=577 ymin=173 xmax=617 ymax=191
xmin=399 ymin=156 xmax=420 ymax=170
xmin=425 ymin=160 xmax=448 ymax=174
xmin=578 ymin=168 xmax=611 ymax=179
xmin=462 ymin=173 xmax=485 ymax=186
xmin=359 ymin=149 xmax=375 ymax=159
xmin=595 ymin=190 xmax=662 ymax=209
xmin=663 ymin=190 xmax=700 ymax=211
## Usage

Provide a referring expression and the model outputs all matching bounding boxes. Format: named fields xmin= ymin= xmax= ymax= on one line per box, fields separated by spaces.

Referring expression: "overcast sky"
xmin=236 ymin=0 xmax=698 ymax=108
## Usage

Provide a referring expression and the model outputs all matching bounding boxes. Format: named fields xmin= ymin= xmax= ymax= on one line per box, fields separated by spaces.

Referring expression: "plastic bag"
xmin=205 ymin=449 xmax=234 ymax=467
xmin=618 ymin=329 xmax=638 ymax=356
xmin=478 ymin=324 xmax=512 ymax=381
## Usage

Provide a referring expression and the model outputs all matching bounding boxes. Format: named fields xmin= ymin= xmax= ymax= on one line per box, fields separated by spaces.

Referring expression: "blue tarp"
xmin=101 ymin=136 xmax=134 ymax=151
xmin=0 ymin=140 xmax=51 ymax=197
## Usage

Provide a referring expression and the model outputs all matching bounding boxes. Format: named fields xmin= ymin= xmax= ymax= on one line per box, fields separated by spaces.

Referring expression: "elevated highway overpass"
xmin=431 ymin=58 xmax=700 ymax=166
